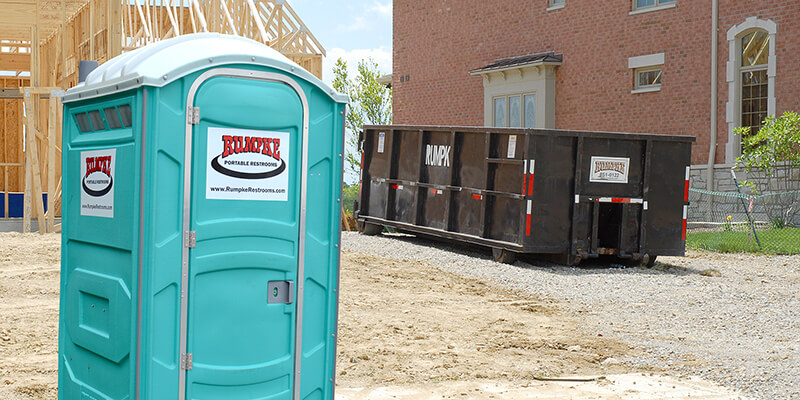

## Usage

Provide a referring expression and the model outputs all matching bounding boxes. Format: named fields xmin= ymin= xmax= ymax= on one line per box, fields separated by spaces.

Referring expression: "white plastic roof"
xmin=63 ymin=33 xmax=347 ymax=103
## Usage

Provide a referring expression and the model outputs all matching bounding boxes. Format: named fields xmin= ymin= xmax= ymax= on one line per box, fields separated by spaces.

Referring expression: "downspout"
xmin=706 ymin=0 xmax=719 ymax=190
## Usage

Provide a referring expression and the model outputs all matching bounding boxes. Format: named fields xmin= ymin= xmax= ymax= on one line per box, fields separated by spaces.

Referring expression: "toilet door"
xmin=179 ymin=69 xmax=309 ymax=400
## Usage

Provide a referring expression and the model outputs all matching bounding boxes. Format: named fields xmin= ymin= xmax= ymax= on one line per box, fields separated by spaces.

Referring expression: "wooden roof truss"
xmin=0 ymin=0 xmax=325 ymax=232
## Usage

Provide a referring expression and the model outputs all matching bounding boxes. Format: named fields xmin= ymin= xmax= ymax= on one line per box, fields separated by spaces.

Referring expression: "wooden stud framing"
xmin=22 ymin=88 xmax=46 ymax=233
xmin=46 ymin=95 xmax=59 ymax=232
xmin=1 ymin=0 xmax=325 ymax=231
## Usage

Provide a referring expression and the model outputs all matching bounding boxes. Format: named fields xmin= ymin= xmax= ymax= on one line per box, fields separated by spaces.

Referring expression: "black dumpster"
xmin=355 ymin=125 xmax=694 ymax=265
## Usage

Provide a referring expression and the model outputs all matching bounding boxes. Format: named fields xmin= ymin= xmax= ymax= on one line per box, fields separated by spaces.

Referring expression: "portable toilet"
xmin=58 ymin=33 xmax=347 ymax=400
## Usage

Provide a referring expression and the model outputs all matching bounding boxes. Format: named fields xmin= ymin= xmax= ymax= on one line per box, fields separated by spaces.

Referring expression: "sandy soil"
xmin=336 ymin=252 xmax=632 ymax=387
xmin=0 ymin=233 xmax=61 ymax=400
xmin=0 ymin=233 xmax=738 ymax=399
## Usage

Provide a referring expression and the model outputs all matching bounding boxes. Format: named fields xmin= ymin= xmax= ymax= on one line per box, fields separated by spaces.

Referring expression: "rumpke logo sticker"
xmin=80 ymin=148 xmax=116 ymax=217
xmin=206 ymin=127 xmax=290 ymax=201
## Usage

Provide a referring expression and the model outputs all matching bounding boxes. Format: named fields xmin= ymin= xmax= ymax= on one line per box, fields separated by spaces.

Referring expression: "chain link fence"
xmin=687 ymin=188 xmax=800 ymax=254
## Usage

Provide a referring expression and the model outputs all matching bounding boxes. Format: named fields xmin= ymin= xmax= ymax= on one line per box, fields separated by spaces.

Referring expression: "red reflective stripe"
xmin=526 ymin=214 xmax=532 ymax=236
xmin=682 ymin=219 xmax=687 ymax=241
xmin=522 ymin=173 xmax=527 ymax=195
xmin=528 ymin=174 xmax=534 ymax=195
xmin=360 ymin=152 xmax=364 ymax=169
xmin=431 ymin=189 xmax=436 ymax=194
xmin=611 ymin=197 xmax=630 ymax=203
xmin=392 ymin=184 xmax=399 ymax=189
xmin=684 ymin=180 xmax=690 ymax=202
xmin=472 ymin=194 xmax=482 ymax=200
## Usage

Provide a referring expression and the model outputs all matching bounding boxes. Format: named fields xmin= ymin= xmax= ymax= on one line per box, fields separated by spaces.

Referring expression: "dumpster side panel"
xmin=527 ymin=134 xmax=576 ymax=252
xmin=644 ymin=140 xmax=692 ymax=255
xmin=392 ymin=185 xmax=417 ymax=224
xmin=421 ymin=187 xmax=448 ymax=230
xmin=423 ymin=129 xmax=453 ymax=186
xmin=451 ymin=190 xmax=482 ymax=236
xmin=395 ymin=128 xmax=421 ymax=182
xmin=59 ymin=92 xmax=142 ymax=400
xmin=454 ymin=131 xmax=486 ymax=189
xmin=485 ymin=131 xmax=525 ymax=244
xmin=362 ymin=128 xmax=391 ymax=219
xmin=487 ymin=195 xmax=522 ymax=242
xmin=581 ymin=137 xmax=645 ymax=198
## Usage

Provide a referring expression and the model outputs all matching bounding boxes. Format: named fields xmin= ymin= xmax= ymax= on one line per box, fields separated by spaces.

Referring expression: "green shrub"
xmin=342 ymin=183 xmax=360 ymax=214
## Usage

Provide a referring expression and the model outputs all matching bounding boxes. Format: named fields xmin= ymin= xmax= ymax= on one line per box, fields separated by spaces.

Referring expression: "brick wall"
xmin=715 ymin=1 xmax=800 ymax=164
xmin=394 ymin=0 xmax=800 ymax=165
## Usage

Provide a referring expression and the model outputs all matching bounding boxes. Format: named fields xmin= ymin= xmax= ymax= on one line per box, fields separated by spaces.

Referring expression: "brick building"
xmin=391 ymin=0 xmax=800 ymax=171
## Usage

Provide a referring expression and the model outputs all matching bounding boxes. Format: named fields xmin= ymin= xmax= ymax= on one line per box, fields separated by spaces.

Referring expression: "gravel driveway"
xmin=342 ymin=232 xmax=800 ymax=400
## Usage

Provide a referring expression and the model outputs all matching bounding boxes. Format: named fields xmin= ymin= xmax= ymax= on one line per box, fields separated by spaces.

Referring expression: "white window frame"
xmin=492 ymin=93 xmax=536 ymax=128
xmin=634 ymin=67 xmax=662 ymax=91
xmin=630 ymin=0 xmax=676 ymax=15
xmin=628 ymin=53 xmax=664 ymax=94
xmin=547 ymin=0 xmax=565 ymax=12
xmin=725 ymin=17 xmax=777 ymax=164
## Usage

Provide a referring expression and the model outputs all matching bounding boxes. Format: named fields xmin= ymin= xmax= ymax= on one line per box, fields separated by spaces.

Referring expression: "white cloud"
xmin=337 ymin=15 xmax=370 ymax=32
xmin=321 ymin=46 xmax=392 ymax=87
xmin=370 ymin=1 xmax=392 ymax=18
xmin=336 ymin=1 xmax=392 ymax=33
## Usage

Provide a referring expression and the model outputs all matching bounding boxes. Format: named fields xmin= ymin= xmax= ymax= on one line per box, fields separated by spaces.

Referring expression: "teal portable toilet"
xmin=59 ymin=33 xmax=347 ymax=400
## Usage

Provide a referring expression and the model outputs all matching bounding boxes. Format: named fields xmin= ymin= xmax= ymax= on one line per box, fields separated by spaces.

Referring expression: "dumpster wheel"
xmin=492 ymin=248 xmax=517 ymax=264
xmin=360 ymin=222 xmax=383 ymax=236
xmin=642 ymin=254 xmax=658 ymax=267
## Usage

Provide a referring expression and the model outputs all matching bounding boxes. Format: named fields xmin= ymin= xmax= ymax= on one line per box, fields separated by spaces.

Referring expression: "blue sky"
xmin=286 ymin=0 xmax=393 ymax=85
xmin=2 ymin=1 xmax=392 ymax=82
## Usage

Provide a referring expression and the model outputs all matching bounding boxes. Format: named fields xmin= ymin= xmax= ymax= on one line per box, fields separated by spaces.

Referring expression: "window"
xmin=104 ymin=107 xmax=123 ymax=129
xmin=493 ymin=98 xmax=506 ymax=127
xmin=118 ymin=104 xmax=133 ymax=127
xmin=523 ymin=95 xmax=536 ymax=128
xmin=628 ymin=53 xmax=664 ymax=93
xmin=493 ymin=94 xmax=536 ymax=128
xmin=88 ymin=110 xmax=106 ymax=131
xmin=74 ymin=104 xmax=133 ymax=133
xmin=635 ymin=67 xmax=662 ymax=90
xmin=548 ymin=0 xmax=565 ymax=10
xmin=631 ymin=0 xmax=675 ymax=13
xmin=740 ymin=30 xmax=769 ymax=137
xmin=75 ymin=113 xmax=92 ymax=133
xmin=725 ymin=17 xmax=776 ymax=164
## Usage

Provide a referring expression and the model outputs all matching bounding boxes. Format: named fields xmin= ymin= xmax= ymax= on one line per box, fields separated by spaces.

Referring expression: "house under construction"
xmin=0 ymin=0 xmax=325 ymax=232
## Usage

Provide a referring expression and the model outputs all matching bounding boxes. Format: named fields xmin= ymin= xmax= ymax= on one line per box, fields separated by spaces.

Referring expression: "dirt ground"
xmin=336 ymin=252 xmax=632 ymax=386
xmin=0 ymin=233 xmax=737 ymax=399
xmin=0 ymin=233 xmax=61 ymax=400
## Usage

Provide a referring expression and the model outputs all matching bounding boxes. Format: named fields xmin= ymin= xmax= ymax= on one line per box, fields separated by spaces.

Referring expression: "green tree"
xmin=734 ymin=111 xmax=800 ymax=227
xmin=332 ymin=58 xmax=392 ymax=179
xmin=735 ymin=111 xmax=800 ymax=190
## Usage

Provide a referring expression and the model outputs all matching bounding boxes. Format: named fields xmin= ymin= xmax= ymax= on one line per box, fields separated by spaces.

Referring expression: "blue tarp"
xmin=0 ymin=193 xmax=48 ymax=218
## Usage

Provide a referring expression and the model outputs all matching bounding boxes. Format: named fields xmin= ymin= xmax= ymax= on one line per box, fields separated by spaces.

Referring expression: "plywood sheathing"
xmin=0 ymin=78 xmax=28 ymax=195
xmin=1 ymin=0 xmax=326 ymax=231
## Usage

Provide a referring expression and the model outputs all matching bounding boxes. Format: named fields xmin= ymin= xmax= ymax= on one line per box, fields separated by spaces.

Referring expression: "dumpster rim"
xmin=363 ymin=125 xmax=696 ymax=143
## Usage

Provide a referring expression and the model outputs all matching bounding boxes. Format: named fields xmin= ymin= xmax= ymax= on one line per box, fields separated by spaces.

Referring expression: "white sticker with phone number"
xmin=589 ymin=156 xmax=630 ymax=184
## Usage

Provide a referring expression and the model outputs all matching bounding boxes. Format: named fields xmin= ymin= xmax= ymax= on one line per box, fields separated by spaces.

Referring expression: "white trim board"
xmin=628 ymin=53 xmax=665 ymax=69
